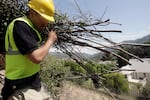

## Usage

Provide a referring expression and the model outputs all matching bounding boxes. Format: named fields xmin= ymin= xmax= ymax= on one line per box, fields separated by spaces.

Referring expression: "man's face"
xmin=36 ymin=13 xmax=49 ymax=31
xmin=31 ymin=10 xmax=49 ymax=31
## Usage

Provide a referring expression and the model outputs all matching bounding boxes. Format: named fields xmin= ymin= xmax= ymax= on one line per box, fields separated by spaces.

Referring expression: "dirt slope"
xmin=0 ymin=70 xmax=113 ymax=100
xmin=59 ymin=82 xmax=113 ymax=100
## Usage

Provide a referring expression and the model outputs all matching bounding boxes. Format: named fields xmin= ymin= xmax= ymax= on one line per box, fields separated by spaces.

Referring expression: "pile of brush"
xmin=0 ymin=0 xmax=142 ymax=66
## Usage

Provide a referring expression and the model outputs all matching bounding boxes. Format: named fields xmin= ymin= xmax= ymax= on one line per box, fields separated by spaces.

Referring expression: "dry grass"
xmin=59 ymin=81 xmax=113 ymax=100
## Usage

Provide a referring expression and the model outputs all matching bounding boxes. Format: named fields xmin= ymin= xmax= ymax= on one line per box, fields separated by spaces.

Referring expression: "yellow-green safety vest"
xmin=5 ymin=17 xmax=42 ymax=80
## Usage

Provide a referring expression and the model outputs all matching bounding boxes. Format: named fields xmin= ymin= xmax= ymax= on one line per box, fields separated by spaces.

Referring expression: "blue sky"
xmin=54 ymin=0 xmax=150 ymax=43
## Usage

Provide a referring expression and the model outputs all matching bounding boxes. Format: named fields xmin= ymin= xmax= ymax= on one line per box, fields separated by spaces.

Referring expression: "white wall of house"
xmin=120 ymin=58 xmax=150 ymax=86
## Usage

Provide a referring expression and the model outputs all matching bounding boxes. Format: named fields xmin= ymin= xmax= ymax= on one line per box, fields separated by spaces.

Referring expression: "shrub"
xmin=64 ymin=60 xmax=87 ymax=74
xmin=40 ymin=55 xmax=70 ymax=99
xmin=102 ymin=73 xmax=129 ymax=94
xmin=141 ymin=82 xmax=150 ymax=98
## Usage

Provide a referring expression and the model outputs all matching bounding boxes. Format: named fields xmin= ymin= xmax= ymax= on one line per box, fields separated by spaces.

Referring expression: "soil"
xmin=0 ymin=70 xmax=113 ymax=100
xmin=59 ymin=82 xmax=113 ymax=100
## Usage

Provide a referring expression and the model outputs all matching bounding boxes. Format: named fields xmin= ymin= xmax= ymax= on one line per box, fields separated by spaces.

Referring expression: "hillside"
xmin=59 ymin=81 xmax=113 ymax=100
xmin=49 ymin=52 xmax=92 ymax=60
xmin=123 ymin=34 xmax=150 ymax=43
xmin=0 ymin=70 xmax=112 ymax=100
xmin=134 ymin=34 xmax=150 ymax=43
xmin=91 ymin=34 xmax=150 ymax=60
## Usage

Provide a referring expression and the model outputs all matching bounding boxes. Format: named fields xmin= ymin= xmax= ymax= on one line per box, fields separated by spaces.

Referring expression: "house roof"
xmin=122 ymin=58 xmax=150 ymax=73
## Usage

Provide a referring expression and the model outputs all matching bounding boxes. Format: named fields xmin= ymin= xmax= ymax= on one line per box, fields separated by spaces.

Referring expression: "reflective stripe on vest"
xmin=5 ymin=17 xmax=41 ymax=80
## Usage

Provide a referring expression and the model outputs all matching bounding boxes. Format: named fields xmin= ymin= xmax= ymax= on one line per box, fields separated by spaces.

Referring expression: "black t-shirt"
xmin=13 ymin=21 xmax=40 ymax=55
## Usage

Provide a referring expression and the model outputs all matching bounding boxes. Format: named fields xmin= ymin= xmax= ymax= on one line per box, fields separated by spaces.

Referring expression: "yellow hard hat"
xmin=28 ymin=0 xmax=55 ymax=22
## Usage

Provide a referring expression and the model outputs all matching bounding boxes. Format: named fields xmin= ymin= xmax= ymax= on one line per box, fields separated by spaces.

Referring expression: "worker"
xmin=1 ymin=0 xmax=57 ymax=99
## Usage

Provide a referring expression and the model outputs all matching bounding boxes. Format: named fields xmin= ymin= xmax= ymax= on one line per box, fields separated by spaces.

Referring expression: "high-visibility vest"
xmin=5 ymin=17 xmax=42 ymax=80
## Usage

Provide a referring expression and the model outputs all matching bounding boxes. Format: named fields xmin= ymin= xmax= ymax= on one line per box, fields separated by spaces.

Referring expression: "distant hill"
xmin=90 ymin=52 xmax=104 ymax=60
xmin=49 ymin=52 xmax=92 ymax=60
xmin=123 ymin=34 xmax=150 ymax=43
xmin=91 ymin=34 xmax=150 ymax=60
xmin=134 ymin=34 xmax=150 ymax=43
xmin=49 ymin=52 xmax=70 ymax=59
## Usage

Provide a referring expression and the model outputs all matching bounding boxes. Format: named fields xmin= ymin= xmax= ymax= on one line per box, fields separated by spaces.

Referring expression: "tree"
xmin=0 ymin=0 xmax=28 ymax=53
xmin=102 ymin=73 xmax=129 ymax=94
xmin=116 ymin=50 xmax=130 ymax=68
xmin=101 ymin=53 xmax=116 ymax=61
xmin=64 ymin=60 xmax=86 ymax=74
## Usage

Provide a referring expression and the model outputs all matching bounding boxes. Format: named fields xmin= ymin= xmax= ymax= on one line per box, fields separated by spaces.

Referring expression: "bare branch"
xmin=117 ymin=42 xmax=150 ymax=47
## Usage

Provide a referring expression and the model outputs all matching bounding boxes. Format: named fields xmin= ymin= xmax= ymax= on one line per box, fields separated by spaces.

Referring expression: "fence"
xmin=132 ymin=72 xmax=150 ymax=81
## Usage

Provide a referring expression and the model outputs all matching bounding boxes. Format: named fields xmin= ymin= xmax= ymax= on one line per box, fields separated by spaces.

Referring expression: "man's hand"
xmin=47 ymin=30 xmax=57 ymax=43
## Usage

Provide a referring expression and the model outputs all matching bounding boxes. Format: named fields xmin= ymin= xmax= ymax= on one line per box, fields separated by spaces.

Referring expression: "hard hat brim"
xmin=40 ymin=12 xmax=55 ymax=22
